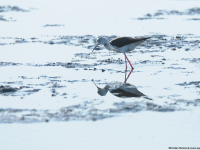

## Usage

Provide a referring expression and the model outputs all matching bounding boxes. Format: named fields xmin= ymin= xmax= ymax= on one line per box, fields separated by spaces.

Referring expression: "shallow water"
xmin=0 ymin=0 xmax=200 ymax=149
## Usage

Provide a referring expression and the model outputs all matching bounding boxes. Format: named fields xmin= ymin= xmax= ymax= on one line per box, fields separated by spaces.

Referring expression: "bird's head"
xmin=97 ymin=85 xmax=109 ymax=96
xmin=92 ymin=37 xmax=107 ymax=52
xmin=92 ymin=79 xmax=110 ymax=96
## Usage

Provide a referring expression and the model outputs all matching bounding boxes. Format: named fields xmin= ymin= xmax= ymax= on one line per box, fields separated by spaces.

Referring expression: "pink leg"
xmin=124 ymin=71 xmax=132 ymax=83
xmin=124 ymin=54 xmax=134 ymax=71
xmin=125 ymin=71 xmax=132 ymax=82
xmin=124 ymin=54 xmax=127 ymax=71
xmin=124 ymin=70 xmax=127 ymax=83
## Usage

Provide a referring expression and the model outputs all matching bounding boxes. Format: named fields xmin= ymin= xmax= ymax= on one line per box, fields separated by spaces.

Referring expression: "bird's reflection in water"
xmin=92 ymin=71 xmax=149 ymax=99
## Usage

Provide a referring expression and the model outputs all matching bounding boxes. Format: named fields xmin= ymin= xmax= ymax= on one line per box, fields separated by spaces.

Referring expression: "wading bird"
xmin=92 ymin=37 xmax=151 ymax=71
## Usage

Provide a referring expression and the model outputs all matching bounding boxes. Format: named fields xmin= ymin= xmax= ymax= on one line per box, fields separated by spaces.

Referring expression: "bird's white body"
xmin=110 ymin=42 xmax=142 ymax=53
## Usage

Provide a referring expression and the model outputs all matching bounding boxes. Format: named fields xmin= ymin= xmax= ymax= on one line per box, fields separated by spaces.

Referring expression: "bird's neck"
xmin=104 ymin=42 xmax=112 ymax=50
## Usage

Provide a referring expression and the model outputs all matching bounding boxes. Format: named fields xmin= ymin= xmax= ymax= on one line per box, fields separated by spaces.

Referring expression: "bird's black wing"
xmin=110 ymin=37 xmax=151 ymax=48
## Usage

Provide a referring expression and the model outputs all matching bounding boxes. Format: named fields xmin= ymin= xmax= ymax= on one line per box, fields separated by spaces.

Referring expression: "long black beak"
xmin=92 ymin=44 xmax=98 ymax=52
xmin=92 ymin=79 xmax=98 ymax=87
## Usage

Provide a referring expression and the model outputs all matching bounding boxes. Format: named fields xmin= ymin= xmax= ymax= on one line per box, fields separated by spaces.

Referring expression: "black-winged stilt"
xmin=92 ymin=71 xmax=152 ymax=100
xmin=92 ymin=71 xmax=145 ymax=98
xmin=92 ymin=37 xmax=151 ymax=71
xmin=92 ymin=80 xmax=145 ymax=98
